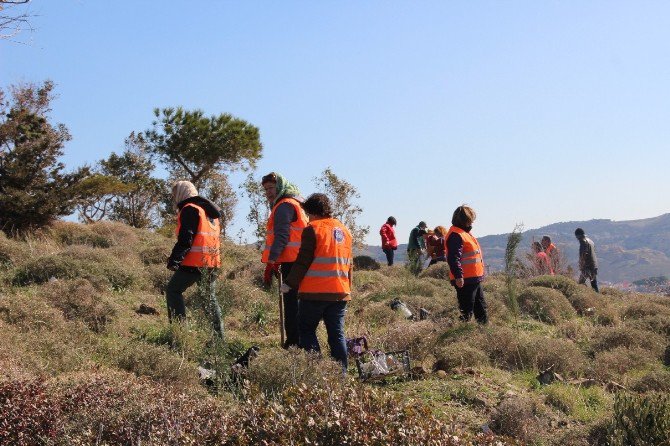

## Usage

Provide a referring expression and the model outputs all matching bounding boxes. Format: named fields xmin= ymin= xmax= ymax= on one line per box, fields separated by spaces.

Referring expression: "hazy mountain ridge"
xmin=358 ymin=213 xmax=670 ymax=283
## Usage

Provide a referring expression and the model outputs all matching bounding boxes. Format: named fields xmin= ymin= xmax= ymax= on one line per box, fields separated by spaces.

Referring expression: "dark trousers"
xmin=298 ymin=299 xmax=348 ymax=371
xmin=455 ymin=282 xmax=488 ymax=324
xmin=280 ymin=262 xmax=300 ymax=348
xmin=383 ymin=248 xmax=395 ymax=266
xmin=578 ymin=269 xmax=599 ymax=293
xmin=429 ymin=256 xmax=446 ymax=266
xmin=166 ymin=268 xmax=225 ymax=337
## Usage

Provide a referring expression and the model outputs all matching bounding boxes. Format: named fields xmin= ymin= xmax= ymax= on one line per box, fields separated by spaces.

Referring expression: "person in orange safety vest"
xmin=445 ymin=205 xmax=488 ymax=324
xmin=284 ymin=193 xmax=352 ymax=371
xmin=261 ymin=172 xmax=308 ymax=348
xmin=541 ymin=235 xmax=560 ymax=274
xmin=166 ymin=181 xmax=225 ymax=337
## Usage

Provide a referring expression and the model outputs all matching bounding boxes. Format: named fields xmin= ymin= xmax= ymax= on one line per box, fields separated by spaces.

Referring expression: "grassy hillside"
xmin=1 ymin=221 xmax=669 ymax=445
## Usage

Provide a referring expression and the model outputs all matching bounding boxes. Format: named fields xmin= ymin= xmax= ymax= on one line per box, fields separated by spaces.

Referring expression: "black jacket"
xmin=167 ymin=196 xmax=222 ymax=272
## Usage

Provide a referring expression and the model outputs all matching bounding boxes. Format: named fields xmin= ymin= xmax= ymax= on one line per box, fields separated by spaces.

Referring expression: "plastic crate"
xmin=355 ymin=350 xmax=410 ymax=382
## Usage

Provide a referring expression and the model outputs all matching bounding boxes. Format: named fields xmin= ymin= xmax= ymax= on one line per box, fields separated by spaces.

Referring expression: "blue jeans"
xmin=298 ymin=300 xmax=348 ymax=371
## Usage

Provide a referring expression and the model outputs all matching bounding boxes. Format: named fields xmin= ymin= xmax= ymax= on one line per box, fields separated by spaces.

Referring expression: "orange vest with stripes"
xmin=177 ymin=203 xmax=221 ymax=268
xmin=298 ymin=218 xmax=353 ymax=295
xmin=446 ymin=226 xmax=484 ymax=280
xmin=261 ymin=197 xmax=308 ymax=263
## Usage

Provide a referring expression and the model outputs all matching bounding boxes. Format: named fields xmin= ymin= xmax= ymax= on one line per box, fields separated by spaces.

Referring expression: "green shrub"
xmin=629 ymin=369 xmax=670 ymax=393
xmin=48 ymin=221 xmax=139 ymax=249
xmin=527 ymin=274 xmax=581 ymax=298
xmin=627 ymin=314 xmax=670 ymax=337
xmin=434 ymin=341 xmax=489 ymax=371
xmin=518 ymin=286 xmax=576 ymax=324
xmin=353 ymin=270 xmax=391 ymax=293
xmin=419 ymin=262 xmax=450 ymax=279
xmin=353 ymin=255 xmax=380 ymax=271
xmin=39 ymin=279 xmax=116 ymax=332
xmin=591 ymin=326 xmax=665 ymax=356
xmin=245 ymin=348 xmax=342 ymax=397
xmin=543 ymin=383 xmax=610 ymax=422
xmin=608 ymin=392 xmax=670 ymax=446
xmin=12 ymin=245 xmax=143 ymax=291
xmin=592 ymin=347 xmax=656 ymax=382
xmin=374 ymin=320 xmax=440 ymax=363
xmin=623 ymin=301 xmax=670 ymax=320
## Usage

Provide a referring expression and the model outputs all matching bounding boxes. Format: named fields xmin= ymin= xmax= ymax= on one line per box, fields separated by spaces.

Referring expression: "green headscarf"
xmin=273 ymin=172 xmax=301 ymax=206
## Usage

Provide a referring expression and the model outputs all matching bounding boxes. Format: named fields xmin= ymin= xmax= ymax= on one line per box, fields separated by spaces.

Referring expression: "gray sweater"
xmin=578 ymin=236 xmax=598 ymax=272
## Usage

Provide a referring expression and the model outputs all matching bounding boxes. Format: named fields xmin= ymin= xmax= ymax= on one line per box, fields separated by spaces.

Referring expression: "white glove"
xmin=280 ymin=283 xmax=291 ymax=294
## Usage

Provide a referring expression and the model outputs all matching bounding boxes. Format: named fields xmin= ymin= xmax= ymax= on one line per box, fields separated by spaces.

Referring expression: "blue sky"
xmin=2 ymin=1 xmax=669 ymax=245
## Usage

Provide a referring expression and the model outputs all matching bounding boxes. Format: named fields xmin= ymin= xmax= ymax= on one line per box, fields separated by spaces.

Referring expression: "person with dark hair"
xmin=532 ymin=241 xmax=553 ymax=275
xmin=446 ymin=205 xmax=488 ymax=324
xmin=166 ymin=181 xmax=225 ymax=337
xmin=575 ymin=228 xmax=599 ymax=292
xmin=379 ymin=216 xmax=398 ymax=266
xmin=541 ymin=235 xmax=560 ymax=273
xmin=261 ymin=172 xmax=309 ymax=348
xmin=407 ymin=221 xmax=428 ymax=274
xmin=283 ymin=193 xmax=353 ymax=371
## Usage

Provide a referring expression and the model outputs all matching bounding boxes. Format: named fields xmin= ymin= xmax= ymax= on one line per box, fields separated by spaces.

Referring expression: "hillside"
xmin=360 ymin=213 xmax=670 ymax=284
xmin=1 ymin=221 xmax=670 ymax=445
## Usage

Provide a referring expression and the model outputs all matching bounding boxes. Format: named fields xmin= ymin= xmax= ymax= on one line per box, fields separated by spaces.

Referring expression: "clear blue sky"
xmin=2 ymin=1 xmax=669 ymax=245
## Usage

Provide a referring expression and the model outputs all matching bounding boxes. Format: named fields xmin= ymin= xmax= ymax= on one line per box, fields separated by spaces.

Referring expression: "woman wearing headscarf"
xmin=166 ymin=180 xmax=225 ymax=337
xmin=260 ymin=172 xmax=308 ymax=348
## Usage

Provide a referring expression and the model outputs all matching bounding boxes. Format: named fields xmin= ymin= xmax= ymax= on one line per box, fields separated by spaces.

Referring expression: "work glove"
xmin=263 ymin=263 xmax=280 ymax=286
xmin=280 ymin=283 xmax=291 ymax=294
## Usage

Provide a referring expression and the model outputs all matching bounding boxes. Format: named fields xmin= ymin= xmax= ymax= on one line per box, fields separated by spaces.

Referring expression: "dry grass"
xmin=518 ymin=286 xmax=576 ymax=324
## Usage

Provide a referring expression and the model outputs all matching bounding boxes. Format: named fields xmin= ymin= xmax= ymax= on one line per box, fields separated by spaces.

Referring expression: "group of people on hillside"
xmin=162 ymin=173 xmax=599 ymax=372
xmin=165 ymin=173 xmax=352 ymax=371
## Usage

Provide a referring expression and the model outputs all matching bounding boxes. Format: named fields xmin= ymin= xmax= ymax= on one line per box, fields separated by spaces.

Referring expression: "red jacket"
xmin=380 ymin=223 xmax=398 ymax=249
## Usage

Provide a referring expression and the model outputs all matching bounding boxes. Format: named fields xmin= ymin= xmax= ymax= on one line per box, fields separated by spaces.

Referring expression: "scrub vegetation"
xmin=1 ymin=221 xmax=669 ymax=445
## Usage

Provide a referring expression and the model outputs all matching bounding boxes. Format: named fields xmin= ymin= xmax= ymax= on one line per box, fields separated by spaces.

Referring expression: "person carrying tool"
xmin=379 ymin=216 xmax=398 ymax=266
xmin=261 ymin=172 xmax=308 ymax=349
xmin=446 ymin=205 xmax=488 ymax=324
xmin=283 ymin=193 xmax=353 ymax=372
xmin=166 ymin=181 xmax=225 ymax=337
xmin=575 ymin=228 xmax=599 ymax=292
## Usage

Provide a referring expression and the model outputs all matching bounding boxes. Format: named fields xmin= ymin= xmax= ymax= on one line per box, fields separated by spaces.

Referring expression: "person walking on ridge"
xmin=166 ymin=181 xmax=225 ymax=337
xmin=541 ymin=235 xmax=560 ymax=273
xmin=532 ymin=241 xmax=553 ymax=275
xmin=446 ymin=206 xmax=488 ymax=324
xmin=575 ymin=228 xmax=599 ymax=292
xmin=380 ymin=216 xmax=398 ymax=266
xmin=261 ymin=172 xmax=309 ymax=348
xmin=283 ymin=193 xmax=353 ymax=372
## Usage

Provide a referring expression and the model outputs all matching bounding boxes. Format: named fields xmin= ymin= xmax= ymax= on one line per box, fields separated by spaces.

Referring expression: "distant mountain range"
xmin=357 ymin=213 xmax=670 ymax=284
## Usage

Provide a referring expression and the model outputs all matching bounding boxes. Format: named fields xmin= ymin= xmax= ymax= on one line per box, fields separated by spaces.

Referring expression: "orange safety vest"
xmin=176 ymin=203 xmax=221 ymax=268
xmin=298 ymin=218 xmax=353 ymax=295
xmin=545 ymin=243 xmax=557 ymax=257
xmin=445 ymin=225 xmax=484 ymax=280
xmin=261 ymin=197 xmax=308 ymax=263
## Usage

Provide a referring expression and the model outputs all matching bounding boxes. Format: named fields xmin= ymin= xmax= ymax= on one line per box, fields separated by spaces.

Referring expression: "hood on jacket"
xmin=177 ymin=196 xmax=222 ymax=219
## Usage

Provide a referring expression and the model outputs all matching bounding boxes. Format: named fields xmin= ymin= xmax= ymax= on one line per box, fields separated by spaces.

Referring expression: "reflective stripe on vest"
xmin=261 ymin=197 xmax=309 ymax=263
xmin=446 ymin=225 xmax=485 ymax=280
xmin=298 ymin=218 xmax=353 ymax=295
xmin=177 ymin=203 xmax=221 ymax=268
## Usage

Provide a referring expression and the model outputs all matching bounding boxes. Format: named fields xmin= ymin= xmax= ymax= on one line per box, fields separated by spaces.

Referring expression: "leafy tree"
xmin=312 ymin=167 xmax=369 ymax=247
xmin=0 ymin=81 xmax=89 ymax=233
xmin=240 ymin=172 xmax=270 ymax=249
xmin=76 ymin=174 xmax=131 ymax=223
xmin=99 ymin=133 xmax=166 ymax=228
xmin=144 ymin=107 xmax=261 ymax=235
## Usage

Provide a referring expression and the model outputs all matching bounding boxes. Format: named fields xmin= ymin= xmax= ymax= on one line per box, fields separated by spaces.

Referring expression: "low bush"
xmin=48 ymin=221 xmax=139 ymax=249
xmin=591 ymin=347 xmax=656 ymax=382
xmin=0 ymin=233 xmax=23 ymax=268
xmin=622 ymin=301 xmax=670 ymax=320
xmin=39 ymin=279 xmax=116 ymax=332
xmin=542 ymin=383 xmax=610 ymax=422
xmin=608 ymin=392 xmax=670 ymax=446
xmin=245 ymin=348 xmax=342 ymax=397
xmin=591 ymin=326 xmax=665 ymax=356
xmin=629 ymin=369 xmax=670 ymax=393
xmin=627 ymin=314 xmax=670 ymax=337
xmin=373 ymin=320 xmax=441 ymax=363
xmin=433 ymin=341 xmax=489 ymax=371
xmin=419 ymin=262 xmax=450 ymax=279
xmin=353 ymin=270 xmax=392 ymax=293
xmin=527 ymin=274 xmax=581 ymax=299
xmin=353 ymin=255 xmax=380 ymax=271
xmin=518 ymin=286 xmax=576 ymax=324
xmin=489 ymin=395 xmax=542 ymax=443
xmin=12 ymin=245 xmax=143 ymax=291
